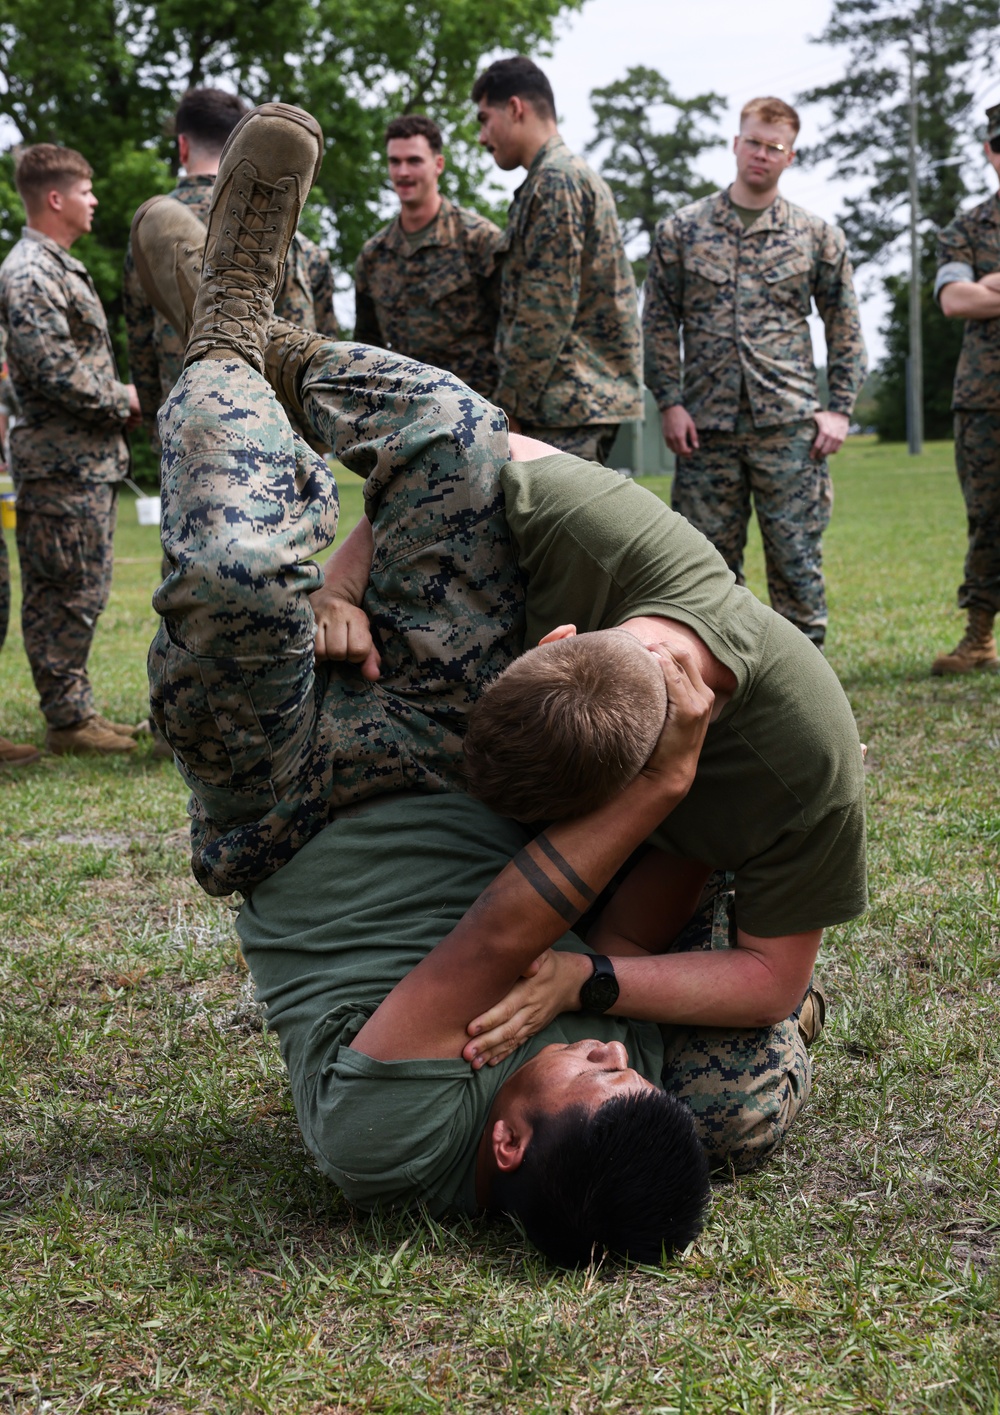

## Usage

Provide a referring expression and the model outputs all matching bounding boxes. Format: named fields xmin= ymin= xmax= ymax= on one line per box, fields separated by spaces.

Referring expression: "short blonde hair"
xmin=15 ymin=144 xmax=92 ymax=208
xmin=463 ymin=631 xmax=667 ymax=823
xmin=739 ymin=96 xmax=800 ymax=141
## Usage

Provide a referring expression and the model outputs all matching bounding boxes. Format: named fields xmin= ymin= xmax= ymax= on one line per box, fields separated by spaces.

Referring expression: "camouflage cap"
xmin=987 ymin=102 xmax=1000 ymax=144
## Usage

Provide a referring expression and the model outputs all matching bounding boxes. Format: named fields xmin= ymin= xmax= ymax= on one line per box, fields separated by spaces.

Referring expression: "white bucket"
xmin=135 ymin=495 xmax=161 ymax=526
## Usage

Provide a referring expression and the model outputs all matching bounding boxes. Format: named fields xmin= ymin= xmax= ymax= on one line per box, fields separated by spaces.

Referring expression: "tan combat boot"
xmin=130 ymin=194 xmax=205 ymax=337
xmin=797 ymin=980 xmax=827 ymax=1049
xmin=92 ymin=713 xmax=140 ymax=738
xmin=46 ymin=717 xmax=137 ymax=756
xmin=264 ymin=317 xmax=328 ymax=424
xmin=185 ymin=103 xmax=324 ymax=372
xmin=930 ymin=607 xmax=999 ymax=675
xmin=0 ymin=734 xmax=40 ymax=767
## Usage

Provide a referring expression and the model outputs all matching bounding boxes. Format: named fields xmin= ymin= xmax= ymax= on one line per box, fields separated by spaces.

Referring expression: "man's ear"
xmin=490 ymin=1116 xmax=531 ymax=1174
xmin=508 ymin=95 xmax=525 ymax=125
xmin=538 ymin=624 xmax=577 ymax=646
xmin=177 ymin=133 xmax=190 ymax=169
xmin=46 ymin=188 xmax=63 ymax=214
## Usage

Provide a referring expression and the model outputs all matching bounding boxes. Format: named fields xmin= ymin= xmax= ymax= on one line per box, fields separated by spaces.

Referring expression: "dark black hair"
xmin=491 ymin=1090 xmax=710 ymax=1268
xmin=471 ymin=56 xmax=556 ymax=121
xmin=174 ymin=87 xmax=248 ymax=149
xmin=385 ymin=114 xmax=443 ymax=153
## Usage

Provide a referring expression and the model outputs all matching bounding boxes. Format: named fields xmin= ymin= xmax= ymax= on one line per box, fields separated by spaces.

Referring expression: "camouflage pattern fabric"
xmin=124 ymin=174 xmax=341 ymax=439
xmin=0 ymin=228 xmax=131 ymax=486
xmin=150 ymin=347 xmax=524 ymax=898
xmin=954 ymin=410 xmax=1000 ymax=613
xmin=15 ymin=478 xmax=118 ymax=727
xmin=0 ymin=526 xmax=9 ymax=652
xmin=935 ymin=192 xmax=1000 ymax=412
xmin=494 ymin=135 xmax=642 ymax=429
xmin=661 ymin=872 xmax=811 ymax=1172
xmin=643 ymin=189 xmax=866 ymax=430
xmin=354 ymin=198 xmax=501 ymax=398
xmin=672 ymin=411 xmax=832 ymax=646
xmin=519 ymin=421 xmax=619 ymax=466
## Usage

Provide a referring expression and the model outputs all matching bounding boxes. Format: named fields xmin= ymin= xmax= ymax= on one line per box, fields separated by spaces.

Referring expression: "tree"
xmin=586 ymin=66 xmax=723 ymax=282
xmin=0 ymin=0 xmax=582 ymax=337
xmin=797 ymin=0 xmax=1000 ymax=438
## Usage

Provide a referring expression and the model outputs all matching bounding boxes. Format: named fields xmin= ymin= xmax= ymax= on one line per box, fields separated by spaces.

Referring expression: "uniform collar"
xmin=714 ymin=187 xmax=790 ymax=234
xmin=175 ymin=174 xmax=216 ymax=191
xmin=386 ymin=197 xmax=454 ymax=255
xmin=22 ymin=226 xmax=88 ymax=272
xmin=525 ymin=133 xmax=565 ymax=179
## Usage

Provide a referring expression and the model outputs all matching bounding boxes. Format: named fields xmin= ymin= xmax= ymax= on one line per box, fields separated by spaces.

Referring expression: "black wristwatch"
xmin=579 ymin=954 xmax=620 ymax=1014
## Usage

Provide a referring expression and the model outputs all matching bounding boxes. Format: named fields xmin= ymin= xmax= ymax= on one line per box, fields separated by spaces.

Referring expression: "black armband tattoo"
xmin=534 ymin=835 xmax=598 ymax=904
xmin=512 ymin=850 xmax=581 ymax=925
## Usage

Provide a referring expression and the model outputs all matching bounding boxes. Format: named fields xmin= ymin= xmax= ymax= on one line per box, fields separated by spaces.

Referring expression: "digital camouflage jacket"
xmin=354 ymin=197 xmax=501 ymax=398
xmin=494 ymin=135 xmax=642 ymax=427
xmin=643 ymin=189 xmax=866 ymax=430
xmin=0 ymin=228 xmax=130 ymax=485
xmin=935 ymin=191 xmax=1000 ymax=411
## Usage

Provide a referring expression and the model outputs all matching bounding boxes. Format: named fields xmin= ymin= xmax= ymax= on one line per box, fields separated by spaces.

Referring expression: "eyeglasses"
xmin=739 ymin=135 xmax=791 ymax=159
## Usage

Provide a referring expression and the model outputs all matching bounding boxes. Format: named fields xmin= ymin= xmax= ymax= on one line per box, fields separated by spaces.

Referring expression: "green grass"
xmin=1 ymin=440 xmax=998 ymax=1414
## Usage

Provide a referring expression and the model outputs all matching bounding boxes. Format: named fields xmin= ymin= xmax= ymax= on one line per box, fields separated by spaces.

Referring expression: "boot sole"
xmin=130 ymin=195 xmax=205 ymax=334
xmin=217 ymin=103 xmax=324 ymax=188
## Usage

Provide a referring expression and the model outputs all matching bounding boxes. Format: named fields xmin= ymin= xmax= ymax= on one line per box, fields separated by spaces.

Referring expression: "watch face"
xmin=581 ymin=963 xmax=620 ymax=1014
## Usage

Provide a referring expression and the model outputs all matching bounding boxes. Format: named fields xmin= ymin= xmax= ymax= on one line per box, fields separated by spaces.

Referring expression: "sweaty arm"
xmin=938 ymin=275 xmax=1000 ymax=319
xmin=352 ymin=645 xmax=714 ymax=1063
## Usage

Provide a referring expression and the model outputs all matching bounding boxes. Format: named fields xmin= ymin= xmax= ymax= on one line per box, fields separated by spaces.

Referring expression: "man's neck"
xmin=728 ymin=178 xmax=780 ymax=212
xmin=26 ymin=219 xmax=74 ymax=251
xmin=399 ymin=190 xmax=442 ymax=234
xmin=619 ymin=615 xmax=736 ymax=720
xmin=519 ymin=124 xmax=559 ymax=172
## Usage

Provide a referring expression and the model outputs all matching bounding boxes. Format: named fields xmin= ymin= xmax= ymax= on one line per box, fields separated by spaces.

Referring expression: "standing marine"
xmin=354 ymin=114 xmax=501 ymax=399
xmin=643 ymin=96 xmax=867 ymax=649
xmin=124 ymin=86 xmax=339 ymax=445
xmin=931 ymin=101 xmax=1000 ymax=675
xmin=0 ymin=143 xmax=140 ymax=755
xmin=473 ymin=55 xmax=642 ymax=465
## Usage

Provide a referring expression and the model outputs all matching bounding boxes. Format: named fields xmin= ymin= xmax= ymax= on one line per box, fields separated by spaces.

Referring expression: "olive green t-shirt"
xmin=501 ymin=455 xmax=867 ymax=937
xmin=236 ymin=792 xmax=666 ymax=1217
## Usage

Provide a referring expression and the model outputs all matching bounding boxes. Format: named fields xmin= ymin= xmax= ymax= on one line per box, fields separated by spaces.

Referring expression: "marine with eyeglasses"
xmin=643 ymin=95 xmax=866 ymax=650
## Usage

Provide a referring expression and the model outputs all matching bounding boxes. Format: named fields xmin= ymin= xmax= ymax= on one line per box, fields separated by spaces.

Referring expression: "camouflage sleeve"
xmin=353 ymin=252 xmax=383 ymax=346
xmin=642 ymin=218 xmax=684 ymax=411
xmin=813 ymin=228 xmax=866 ymax=417
xmin=467 ymin=216 xmax=503 ymax=321
xmin=123 ymin=242 xmax=163 ymax=435
xmin=9 ymin=272 xmax=131 ymax=424
xmin=935 ymin=214 xmax=977 ymax=302
xmin=306 ymin=242 xmax=341 ymax=338
xmin=494 ymin=171 xmax=585 ymax=420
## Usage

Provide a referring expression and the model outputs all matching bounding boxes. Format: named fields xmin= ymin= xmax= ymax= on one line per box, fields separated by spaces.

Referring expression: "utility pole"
xmin=906 ymin=39 xmax=923 ymax=456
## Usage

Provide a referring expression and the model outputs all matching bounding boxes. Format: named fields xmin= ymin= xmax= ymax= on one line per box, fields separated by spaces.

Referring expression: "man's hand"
xmin=309 ymin=583 xmax=381 ymax=679
xmin=810 ymin=410 xmax=849 ymax=460
xmin=661 ymin=404 xmax=700 ymax=456
xmin=640 ymin=642 xmax=714 ymax=803
xmin=462 ymin=949 xmax=589 ymax=1069
xmin=125 ymin=383 xmax=142 ymax=429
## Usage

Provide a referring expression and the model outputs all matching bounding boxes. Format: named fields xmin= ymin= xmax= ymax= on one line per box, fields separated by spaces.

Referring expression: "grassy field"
xmin=1 ymin=438 xmax=998 ymax=1414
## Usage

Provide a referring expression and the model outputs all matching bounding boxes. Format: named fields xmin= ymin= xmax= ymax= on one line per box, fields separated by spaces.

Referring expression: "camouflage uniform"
xmin=494 ymin=135 xmax=643 ymax=460
xmin=935 ymin=190 xmax=1000 ymax=614
xmin=354 ymin=198 xmax=501 ymax=398
xmin=150 ymin=348 xmax=524 ymax=899
xmin=644 ymin=189 xmax=867 ymax=646
xmin=124 ymin=174 xmax=341 ymax=440
xmin=152 ymin=346 xmax=810 ymax=1170
xmin=0 ymin=228 xmax=131 ymax=728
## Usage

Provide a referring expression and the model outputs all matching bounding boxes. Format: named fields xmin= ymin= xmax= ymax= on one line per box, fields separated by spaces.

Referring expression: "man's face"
xmin=476 ymin=100 xmax=522 ymax=171
xmin=733 ymin=119 xmax=796 ymax=193
xmin=386 ymin=136 xmax=443 ymax=210
xmin=517 ymin=1038 xmax=658 ymax=1118
xmin=57 ymin=178 xmax=98 ymax=241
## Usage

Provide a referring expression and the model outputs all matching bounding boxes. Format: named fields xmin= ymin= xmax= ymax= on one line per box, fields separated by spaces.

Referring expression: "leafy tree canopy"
xmin=586 ymin=65 xmax=723 ymax=281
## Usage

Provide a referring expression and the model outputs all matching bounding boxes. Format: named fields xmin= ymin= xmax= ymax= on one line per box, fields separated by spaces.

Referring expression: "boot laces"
xmin=217 ymin=177 xmax=290 ymax=268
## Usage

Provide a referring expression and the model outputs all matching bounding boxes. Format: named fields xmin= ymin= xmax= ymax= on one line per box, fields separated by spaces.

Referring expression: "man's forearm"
xmin=939 ymin=279 xmax=1000 ymax=320
xmin=322 ymin=515 xmax=374 ymax=605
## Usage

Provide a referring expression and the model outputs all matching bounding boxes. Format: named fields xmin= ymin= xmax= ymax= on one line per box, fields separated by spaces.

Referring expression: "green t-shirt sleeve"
xmin=305 ymin=1047 xmax=483 ymax=1216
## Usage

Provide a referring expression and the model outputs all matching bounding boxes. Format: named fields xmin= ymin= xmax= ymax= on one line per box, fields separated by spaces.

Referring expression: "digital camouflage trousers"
xmin=15 ymin=479 xmax=118 ymax=727
xmin=954 ymin=410 xmax=1000 ymax=614
xmin=149 ymin=347 xmax=525 ymax=899
xmin=520 ymin=421 xmax=619 ymax=466
xmin=673 ymin=414 xmax=831 ymax=647
xmin=661 ymin=873 xmax=811 ymax=1172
